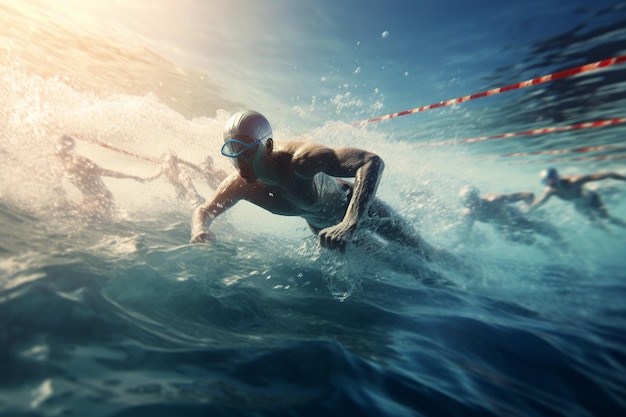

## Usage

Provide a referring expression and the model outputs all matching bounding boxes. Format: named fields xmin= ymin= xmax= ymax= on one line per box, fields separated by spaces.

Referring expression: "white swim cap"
xmin=540 ymin=167 xmax=559 ymax=185
xmin=223 ymin=110 xmax=272 ymax=144
xmin=55 ymin=135 xmax=75 ymax=151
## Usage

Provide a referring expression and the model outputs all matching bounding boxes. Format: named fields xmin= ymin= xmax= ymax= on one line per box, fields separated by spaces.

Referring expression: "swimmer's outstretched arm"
xmin=491 ymin=192 xmax=535 ymax=205
xmin=141 ymin=169 xmax=164 ymax=182
xmin=528 ymin=189 xmax=554 ymax=212
xmin=190 ymin=174 xmax=241 ymax=243
xmin=96 ymin=166 xmax=148 ymax=182
xmin=576 ymin=172 xmax=626 ymax=184
xmin=179 ymin=159 xmax=203 ymax=174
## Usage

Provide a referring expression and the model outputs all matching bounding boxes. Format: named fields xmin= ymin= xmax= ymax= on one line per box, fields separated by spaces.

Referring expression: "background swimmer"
xmin=54 ymin=135 xmax=147 ymax=219
xmin=529 ymin=168 xmax=626 ymax=229
xmin=455 ymin=185 xmax=564 ymax=246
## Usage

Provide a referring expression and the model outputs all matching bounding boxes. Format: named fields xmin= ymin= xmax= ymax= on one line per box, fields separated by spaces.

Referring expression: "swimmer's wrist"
xmin=190 ymin=230 xmax=214 ymax=243
xmin=191 ymin=222 xmax=206 ymax=236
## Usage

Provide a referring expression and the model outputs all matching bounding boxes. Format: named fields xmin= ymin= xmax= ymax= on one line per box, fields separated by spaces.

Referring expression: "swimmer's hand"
xmin=190 ymin=230 xmax=216 ymax=244
xmin=523 ymin=193 xmax=535 ymax=205
xmin=318 ymin=221 xmax=357 ymax=253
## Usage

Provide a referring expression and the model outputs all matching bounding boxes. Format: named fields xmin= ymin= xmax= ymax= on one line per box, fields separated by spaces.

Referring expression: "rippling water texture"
xmin=1 ymin=1 xmax=626 ymax=416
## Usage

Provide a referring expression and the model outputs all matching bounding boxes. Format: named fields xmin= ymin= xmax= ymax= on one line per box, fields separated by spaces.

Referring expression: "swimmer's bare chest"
xmin=243 ymin=177 xmax=320 ymax=217
xmin=472 ymin=201 xmax=510 ymax=223
xmin=239 ymin=175 xmax=348 ymax=229
xmin=554 ymin=182 xmax=583 ymax=200
xmin=67 ymin=162 xmax=104 ymax=190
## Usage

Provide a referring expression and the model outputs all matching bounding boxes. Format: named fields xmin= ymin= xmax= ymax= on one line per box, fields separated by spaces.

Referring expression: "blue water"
xmin=1 ymin=1 xmax=626 ymax=416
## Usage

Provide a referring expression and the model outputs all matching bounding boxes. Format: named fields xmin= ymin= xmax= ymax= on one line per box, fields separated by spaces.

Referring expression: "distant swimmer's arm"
xmin=528 ymin=188 xmax=553 ymax=212
xmin=141 ymin=170 xmax=164 ymax=182
xmin=97 ymin=166 xmax=148 ymax=182
xmin=179 ymin=159 xmax=203 ymax=174
xmin=190 ymin=174 xmax=241 ymax=244
xmin=493 ymin=192 xmax=535 ymax=206
xmin=577 ymin=172 xmax=626 ymax=184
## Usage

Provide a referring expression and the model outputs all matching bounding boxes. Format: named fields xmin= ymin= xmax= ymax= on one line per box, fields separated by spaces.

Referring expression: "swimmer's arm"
xmin=296 ymin=145 xmax=384 ymax=250
xmin=140 ymin=170 xmax=164 ymax=182
xmin=337 ymin=149 xmax=384 ymax=228
xmin=190 ymin=174 xmax=241 ymax=243
xmin=97 ymin=167 xmax=148 ymax=182
xmin=528 ymin=189 xmax=554 ymax=212
xmin=302 ymin=145 xmax=383 ymax=224
xmin=180 ymin=159 xmax=204 ymax=174
xmin=493 ymin=192 xmax=535 ymax=205
xmin=577 ymin=172 xmax=626 ymax=184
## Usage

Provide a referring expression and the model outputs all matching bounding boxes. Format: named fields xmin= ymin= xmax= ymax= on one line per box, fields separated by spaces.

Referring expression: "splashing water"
xmin=1 ymin=1 xmax=626 ymax=416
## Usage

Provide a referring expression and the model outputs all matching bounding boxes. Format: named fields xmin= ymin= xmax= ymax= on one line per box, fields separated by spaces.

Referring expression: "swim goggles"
xmin=221 ymin=139 xmax=262 ymax=157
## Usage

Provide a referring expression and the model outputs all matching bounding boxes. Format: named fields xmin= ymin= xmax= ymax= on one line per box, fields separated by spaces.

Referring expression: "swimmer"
xmin=190 ymin=110 xmax=457 ymax=264
xmin=54 ymin=135 xmax=146 ymax=218
xmin=529 ymin=168 xmax=626 ymax=228
xmin=455 ymin=185 xmax=564 ymax=245
xmin=198 ymin=155 xmax=229 ymax=189
xmin=145 ymin=151 xmax=205 ymax=206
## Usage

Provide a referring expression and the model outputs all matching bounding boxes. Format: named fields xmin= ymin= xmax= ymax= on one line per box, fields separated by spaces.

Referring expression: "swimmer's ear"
xmin=265 ymin=138 xmax=273 ymax=154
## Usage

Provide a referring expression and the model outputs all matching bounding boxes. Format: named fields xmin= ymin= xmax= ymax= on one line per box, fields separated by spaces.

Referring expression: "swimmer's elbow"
xmin=369 ymin=154 xmax=384 ymax=175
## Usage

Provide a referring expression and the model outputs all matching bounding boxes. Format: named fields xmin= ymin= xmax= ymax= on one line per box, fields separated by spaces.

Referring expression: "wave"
xmin=1 ymin=199 xmax=626 ymax=415
xmin=2 ymin=2 xmax=626 ymax=415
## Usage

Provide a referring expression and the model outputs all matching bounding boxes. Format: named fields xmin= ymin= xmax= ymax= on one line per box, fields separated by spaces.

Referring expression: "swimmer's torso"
xmin=551 ymin=179 xmax=585 ymax=201
xmin=63 ymin=156 xmax=112 ymax=199
xmin=468 ymin=199 xmax=518 ymax=224
xmin=239 ymin=172 xmax=349 ymax=229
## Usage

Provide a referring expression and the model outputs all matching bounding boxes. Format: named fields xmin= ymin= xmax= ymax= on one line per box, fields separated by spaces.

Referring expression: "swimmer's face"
xmin=234 ymin=142 xmax=263 ymax=183
xmin=221 ymin=137 xmax=264 ymax=183
xmin=542 ymin=176 xmax=558 ymax=187
xmin=55 ymin=136 xmax=75 ymax=159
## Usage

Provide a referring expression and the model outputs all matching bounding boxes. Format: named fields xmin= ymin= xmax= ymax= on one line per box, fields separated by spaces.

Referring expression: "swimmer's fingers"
xmin=190 ymin=231 xmax=216 ymax=244
xmin=318 ymin=227 xmax=348 ymax=253
xmin=318 ymin=230 xmax=330 ymax=249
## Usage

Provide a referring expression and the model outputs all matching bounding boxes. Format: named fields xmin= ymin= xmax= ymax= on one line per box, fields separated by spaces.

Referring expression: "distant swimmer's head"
xmin=55 ymin=135 xmax=75 ymax=158
xmin=55 ymin=135 xmax=75 ymax=150
xmin=540 ymin=167 xmax=559 ymax=186
xmin=221 ymin=110 xmax=273 ymax=182
xmin=201 ymin=155 xmax=216 ymax=173
xmin=459 ymin=185 xmax=480 ymax=206
xmin=162 ymin=150 xmax=177 ymax=163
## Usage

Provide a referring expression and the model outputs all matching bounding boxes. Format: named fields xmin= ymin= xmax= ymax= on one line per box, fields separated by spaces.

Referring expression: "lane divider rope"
xmin=508 ymin=152 xmax=626 ymax=165
xmin=481 ymin=144 xmax=626 ymax=159
xmin=412 ymin=117 xmax=626 ymax=149
xmin=355 ymin=55 xmax=626 ymax=126
xmin=70 ymin=133 xmax=160 ymax=163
